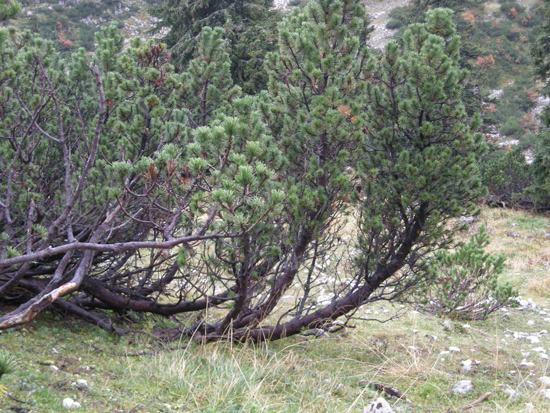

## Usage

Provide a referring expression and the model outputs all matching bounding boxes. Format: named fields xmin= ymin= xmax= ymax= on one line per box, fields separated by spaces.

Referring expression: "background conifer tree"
xmin=150 ymin=0 xmax=280 ymax=93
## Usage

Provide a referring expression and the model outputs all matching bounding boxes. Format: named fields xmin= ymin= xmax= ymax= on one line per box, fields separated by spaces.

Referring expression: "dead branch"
xmin=442 ymin=392 xmax=492 ymax=413
xmin=371 ymin=382 xmax=411 ymax=402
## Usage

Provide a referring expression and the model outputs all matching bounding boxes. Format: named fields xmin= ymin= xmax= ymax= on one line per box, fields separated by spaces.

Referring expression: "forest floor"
xmin=1 ymin=207 xmax=550 ymax=412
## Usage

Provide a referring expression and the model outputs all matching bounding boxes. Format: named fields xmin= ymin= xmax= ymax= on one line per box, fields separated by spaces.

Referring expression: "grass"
xmin=1 ymin=206 xmax=550 ymax=412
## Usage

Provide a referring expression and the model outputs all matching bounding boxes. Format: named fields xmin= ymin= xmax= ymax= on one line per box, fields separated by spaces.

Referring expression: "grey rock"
xmin=452 ymin=380 xmax=473 ymax=394
xmin=520 ymin=359 xmax=535 ymax=368
xmin=501 ymin=387 xmax=519 ymax=398
xmin=461 ymin=359 xmax=473 ymax=373
xmin=62 ymin=398 xmax=81 ymax=409
xmin=364 ymin=397 xmax=394 ymax=413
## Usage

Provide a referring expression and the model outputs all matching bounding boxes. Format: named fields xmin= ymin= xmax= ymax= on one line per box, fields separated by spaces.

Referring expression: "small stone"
xmin=541 ymin=389 xmax=550 ymax=399
xmin=462 ymin=324 xmax=471 ymax=330
xmin=533 ymin=347 xmax=546 ymax=353
xmin=163 ymin=404 xmax=172 ymax=411
xmin=539 ymin=376 xmax=550 ymax=387
xmin=461 ymin=359 xmax=473 ymax=373
xmin=528 ymin=320 xmax=536 ymax=326
xmin=52 ymin=348 xmax=59 ymax=354
xmin=49 ymin=365 xmax=59 ymax=372
xmin=76 ymin=379 xmax=88 ymax=389
xmin=425 ymin=334 xmax=437 ymax=341
xmin=502 ymin=387 xmax=519 ymax=398
xmin=62 ymin=398 xmax=81 ymax=409
xmin=527 ymin=336 xmax=540 ymax=344
xmin=452 ymin=380 xmax=473 ymax=394
xmin=442 ymin=320 xmax=452 ymax=330
xmin=449 ymin=347 xmax=461 ymax=353
xmin=540 ymin=353 xmax=549 ymax=361
xmin=364 ymin=397 xmax=394 ymax=413
xmin=520 ymin=359 xmax=535 ymax=368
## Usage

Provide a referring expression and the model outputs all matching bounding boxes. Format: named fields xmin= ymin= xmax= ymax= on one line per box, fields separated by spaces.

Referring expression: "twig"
xmin=371 ymin=382 xmax=411 ymax=403
xmin=442 ymin=392 xmax=492 ymax=412
xmin=128 ymin=404 xmax=141 ymax=413
xmin=4 ymin=393 xmax=33 ymax=405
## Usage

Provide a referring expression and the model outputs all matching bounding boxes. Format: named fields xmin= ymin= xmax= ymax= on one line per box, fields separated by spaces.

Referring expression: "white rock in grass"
xmin=502 ymin=387 xmax=519 ymax=398
xmin=540 ymin=353 xmax=549 ymax=361
xmin=449 ymin=347 xmax=461 ymax=353
xmin=539 ymin=376 xmax=550 ymax=387
xmin=452 ymin=380 xmax=473 ymax=394
xmin=76 ymin=379 xmax=88 ymax=389
xmin=527 ymin=336 xmax=540 ymax=344
xmin=364 ymin=397 xmax=394 ymax=413
xmin=541 ymin=389 xmax=550 ymax=399
xmin=528 ymin=320 xmax=536 ymax=326
xmin=520 ymin=360 xmax=535 ymax=368
xmin=533 ymin=347 xmax=546 ymax=353
xmin=461 ymin=359 xmax=473 ymax=373
xmin=62 ymin=398 xmax=81 ymax=409
xmin=49 ymin=365 xmax=59 ymax=372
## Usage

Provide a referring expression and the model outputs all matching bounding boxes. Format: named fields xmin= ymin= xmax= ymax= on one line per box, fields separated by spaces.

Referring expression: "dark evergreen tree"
xmin=0 ymin=2 xmax=489 ymax=342
xmin=531 ymin=0 xmax=550 ymax=206
xmin=150 ymin=0 xmax=281 ymax=93
xmin=480 ymin=146 xmax=534 ymax=207
xmin=531 ymin=130 xmax=550 ymax=206
xmin=532 ymin=0 xmax=550 ymax=104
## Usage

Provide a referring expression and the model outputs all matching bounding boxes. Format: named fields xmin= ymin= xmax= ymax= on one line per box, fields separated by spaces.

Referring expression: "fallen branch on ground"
xmin=442 ymin=392 xmax=492 ymax=412
xmin=371 ymin=383 xmax=411 ymax=403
